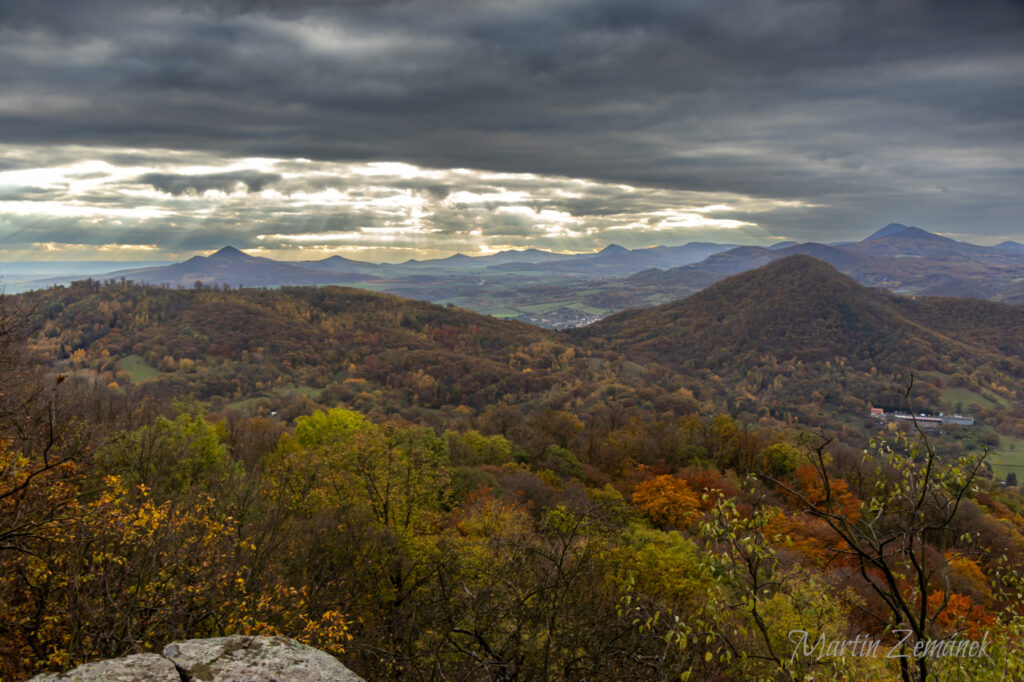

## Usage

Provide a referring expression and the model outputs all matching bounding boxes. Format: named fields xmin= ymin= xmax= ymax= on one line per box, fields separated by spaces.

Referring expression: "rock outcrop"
xmin=30 ymin=654 xmax=179 ymax=682
xmin=31 ymin=636 xmax=363 ymax=682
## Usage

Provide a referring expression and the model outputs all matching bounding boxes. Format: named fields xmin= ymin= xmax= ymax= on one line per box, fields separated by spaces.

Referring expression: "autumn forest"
xmin=4 ymin=257 xmax=1024 ymax=681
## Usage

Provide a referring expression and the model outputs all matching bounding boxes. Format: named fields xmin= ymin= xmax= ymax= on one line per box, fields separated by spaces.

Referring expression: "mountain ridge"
xmin=577 ymin=255 xmax=1024 ymax=375
xmin=10 ymin=224 xmax=1024 ymax=328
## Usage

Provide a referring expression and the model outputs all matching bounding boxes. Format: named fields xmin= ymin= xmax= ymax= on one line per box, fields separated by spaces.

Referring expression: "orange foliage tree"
xmin=632 ymin=475 xmax=702 ymax=529
xmin=791 ymin=462 xmax=862 ymax=522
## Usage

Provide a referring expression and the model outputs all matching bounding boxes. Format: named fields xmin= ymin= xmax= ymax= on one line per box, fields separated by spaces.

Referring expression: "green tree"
xmin=294 ymin=408 xmax=368 ymax=450
xmin=444 ymin=429 xmax=513 ymax=466
xmin=100 ymin=406 xmax=238 ymax=500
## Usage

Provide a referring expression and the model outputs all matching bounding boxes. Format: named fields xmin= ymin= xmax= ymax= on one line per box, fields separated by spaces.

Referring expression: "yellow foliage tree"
xmin=1 ymin=467 xmax=351 ymax=679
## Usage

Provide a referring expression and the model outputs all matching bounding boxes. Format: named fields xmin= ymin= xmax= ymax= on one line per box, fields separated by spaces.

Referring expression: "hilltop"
xmin=576 ymin=256 xmax=1024 ymax=427
xmin=582 ymin=256 xmax=954 ymax=364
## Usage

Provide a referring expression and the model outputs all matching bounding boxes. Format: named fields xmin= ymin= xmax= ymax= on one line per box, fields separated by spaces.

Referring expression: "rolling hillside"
xmin=15 ymin=256 xmax=1024 ymax=440
xmin=576 ymin=256 xmax=1024 ymax=428
xmin=15 ymin=281 xmax=705 ymax=437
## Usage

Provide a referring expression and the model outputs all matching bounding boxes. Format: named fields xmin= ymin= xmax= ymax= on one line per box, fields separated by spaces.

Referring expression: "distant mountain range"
xmin=5 ymin=223 xmax=1023 ymax=326
xmin=624 ymin=224 xmax=1024 ymax=305
xmin=5 ymin=241 xmax=744 ymax=290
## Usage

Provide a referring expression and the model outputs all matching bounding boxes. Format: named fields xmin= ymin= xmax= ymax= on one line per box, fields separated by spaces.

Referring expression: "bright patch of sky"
xmin=0 ymin=147 xmax=809 ymax=262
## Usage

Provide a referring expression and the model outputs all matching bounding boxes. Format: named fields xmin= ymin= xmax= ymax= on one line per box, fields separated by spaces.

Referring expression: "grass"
xmin=567 ymin=303 xmax=607 ymax=315
xmin=940 ymin=386 xmax=1002 ymax=410
xmin=225 ymin=384 xmax=320 ymax=412
xmin=117 ymin=354 xmax=159 ymax=383
xmin=508 ymin=300 xmax=608 ymax=316
xmin=341 ymin=282 xmax=389 ymax=292
xmin=989 ymin=436 xmax=1024 ymax=479
xmin=622 ymin=361 xmax=646 ymax=378
xmin=518 ymin=301 xmax=572 ymax=314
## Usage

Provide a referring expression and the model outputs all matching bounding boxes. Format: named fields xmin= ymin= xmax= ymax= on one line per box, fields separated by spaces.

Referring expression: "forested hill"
xmin=17 ymin=281 xmax=585 ymax=412
xmin=15 ymin=258 xmax=1024 ymax=436
xmin=15 ymin=280 xmax=711 ymax=434
xmin=574 ymin=255 xmax=1024 ymax=427
xmin=578 ymin=255 xmax=1024 ymax=368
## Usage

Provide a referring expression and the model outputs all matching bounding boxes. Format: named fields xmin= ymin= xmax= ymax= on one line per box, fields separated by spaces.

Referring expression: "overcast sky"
xmin=1 ymin=0 xmax=1022 ymax=262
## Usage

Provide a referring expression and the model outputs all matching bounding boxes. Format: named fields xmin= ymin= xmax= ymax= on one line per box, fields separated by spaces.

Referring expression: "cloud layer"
xmin=1 ymin=0 xmax=1022 ymax=259
xmin=0 ymin=150 xmax=801 ymax=260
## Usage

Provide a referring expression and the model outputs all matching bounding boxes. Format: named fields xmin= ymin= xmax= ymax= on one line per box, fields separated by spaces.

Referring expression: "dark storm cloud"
xmin=1 ymin=0 xmax=1023 ymax=248
xmin=138 ymin=170 xmax=282 ymax=195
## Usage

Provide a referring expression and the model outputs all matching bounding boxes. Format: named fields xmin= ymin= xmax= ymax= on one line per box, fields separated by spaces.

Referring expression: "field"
xmin=989 ymin=435 xmax=1024 ymax=479
xmin=941 ymin=386 xmax=1005 ymax=410
xmin=116 ymin=354 xmax=160 ymax=382
xmin=226 ymin=384 xmax=321 ymax=412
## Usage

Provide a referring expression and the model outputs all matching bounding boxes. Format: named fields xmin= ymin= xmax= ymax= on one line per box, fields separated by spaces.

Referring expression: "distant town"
xmin=516 ymin=307 xmax=606 ymax=329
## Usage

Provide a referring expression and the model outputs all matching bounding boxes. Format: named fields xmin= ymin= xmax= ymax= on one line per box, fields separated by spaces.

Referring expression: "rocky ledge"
xmin=31 ymin=635 xmax=363 ymax=682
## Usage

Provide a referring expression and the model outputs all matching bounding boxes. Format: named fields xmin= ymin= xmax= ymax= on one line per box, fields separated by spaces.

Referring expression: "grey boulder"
xmin=163 ymin=635 xmax=363 ymax=682
xmin=31 ymin=636 xmax=363 ymax=681
xmin=29 ymin=654 xmax=179 ymax=681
